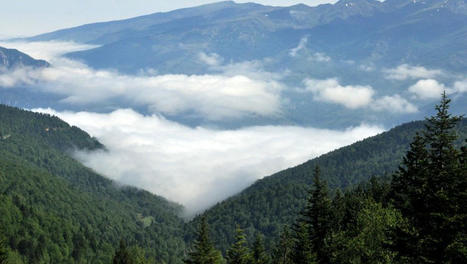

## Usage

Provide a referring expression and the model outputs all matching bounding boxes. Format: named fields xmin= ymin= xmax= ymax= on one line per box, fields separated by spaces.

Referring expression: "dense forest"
xmin=0 ymin=94 xmax=466 ymax=263
xmin=0 ymin=105 xmax=186 ymax=263
xmin=183 ymin=93 xmax=466 ymax=263
xmin=191 ymin=109 xmax=467 ymax=253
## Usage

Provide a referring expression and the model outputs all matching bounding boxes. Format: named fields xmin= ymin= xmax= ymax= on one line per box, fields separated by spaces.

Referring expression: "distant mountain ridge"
xmin=0 ymin=46 xmax=49 ymax=69
xmin=26 ymin=0 xmax=467 ymax=72
xmin=5 ymin=0 xmax=464 ymax=130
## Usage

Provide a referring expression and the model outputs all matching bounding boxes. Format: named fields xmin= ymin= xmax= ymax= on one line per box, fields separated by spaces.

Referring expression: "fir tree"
xmin=227 ymin=227 xmax=250 ymax=264
xmin=185 ymin=217 xmax=224 ymax=264
xmin=250 ymin=234 xmax=270 ymax=264
xmin=113 ymin=240 xmax=132 ymax=264
xmin=290 ymin=221 xmax=314 ymax=264
xmin=0 ymin=237 xmax=8 ymax=264
xmin=306 ymin=166 xmax=332 ymax=264
xmin=390 ymin=92 xmax=466 ymax=262
xmin=271 ymin=227 xmax=293 ymax=264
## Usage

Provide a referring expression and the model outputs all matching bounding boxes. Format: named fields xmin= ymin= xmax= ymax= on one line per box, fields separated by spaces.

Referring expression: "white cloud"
xmin=290 ymin=36 xmax=308 ymax=57
xmin=0 ymin=41 xmax=98 ymax=62
xmin=304 ymin=78 xmax=374 ymax=109
xmin=408 ymin=78 xmax=467 ymax=100
xmin=371 ymin=95 xmax=418 ymax=113
xmin=310 ymin=52 xmax=331 ymax=62
xmin=34 ymin=108 xmax=384 ymax=215
xmin=304 ymin=78 xmax=418 ymax=113
xmin=198 ymin=52 xmax=223 ymax=66
xmin=408 ymin=79 xmax=447 ymax=100
xmin=384 ymin=64 xmax=443 ymax=80
xmin=453 ymin=80 xmax=467 ymax=93
xmin=289 ymin=36 xmax=331 ymax=62
xmin=0 ymin=41 xmax=283 ymax=120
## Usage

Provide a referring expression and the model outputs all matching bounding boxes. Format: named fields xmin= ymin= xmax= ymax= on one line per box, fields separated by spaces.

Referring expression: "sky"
xmin=0 ymin=0 xmax=336 ymax=37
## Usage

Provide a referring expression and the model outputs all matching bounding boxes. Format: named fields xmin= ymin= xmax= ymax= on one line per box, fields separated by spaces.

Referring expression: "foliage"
xmin=226 ymin=227 xmax=250 ymax=264
xmin=250 ymin=234 xmax=269 ymax=264
xmin=0 ymin=104 xmax=186 ymax=263
xmin=390 ymin=93 xmax=467 ymax=263
xmin=113 ymin=240 xmax=131 ymax=264
xmin=191 ymin=114 xmax=467 ymax=252
xmin=185 ymin=217 xmax=224 ymax=264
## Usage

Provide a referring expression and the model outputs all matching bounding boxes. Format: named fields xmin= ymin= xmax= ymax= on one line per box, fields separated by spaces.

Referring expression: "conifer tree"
xmin=0 ymin=237 xmax=8 ymax=264
xmin=227 ymin=226 xmax=250 ymax=264
xmin=271 ymin=227 xmax=293 ymax=264
xmin=290 ymin=221 xmax=314 ymax=264
xmin=390 ymin=92 xmax=466 ymax=262
xmin=185 ymin=217 xmax=224 ymax=264
xmin=250 ymin=234 xmax=269 ymax=264
xmin=306 ymin=166 xmax=332 ymax=264
xmin=113 ymin=240 xmax=132 ymax=264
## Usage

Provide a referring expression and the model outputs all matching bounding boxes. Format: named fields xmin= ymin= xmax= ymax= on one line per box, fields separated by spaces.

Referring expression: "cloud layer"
xmin=304 ymin=78 xmax=418 ymax=113
xmin=35 ymin=108 xmax=383 ymax=215
xmin=0 ymin=41 xmax=282 ymax=120
xmin=304 ymin=78 xmax=374 ymax=109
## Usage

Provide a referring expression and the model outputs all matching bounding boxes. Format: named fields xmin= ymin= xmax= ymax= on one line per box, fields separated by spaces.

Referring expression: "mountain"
xmin=17 ymin=0 xmax=466 ymax=130
xmin=0 ymin=104 xmax=186 ymax=263
xmin=189 ymin=117 xmax=467 ymax=252
xmin=1 ymin=103 xmax=465 ymax=262
xmin=28 ymin=0 xmax=467 ymax=73
xmin=0 ymin=46 xmax=49 ymax=69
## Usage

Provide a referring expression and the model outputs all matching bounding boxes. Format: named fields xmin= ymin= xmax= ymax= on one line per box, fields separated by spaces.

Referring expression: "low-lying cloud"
xmin=303 ymin=78 xmax=418 ymax=113
xmin=304 ymin=78 xmax=374 ymax=109
xmin=0 ymin=41 xmax=283 ymax=120
xmin=35 ymin=108 xmax=384 ymax=215
xmin=289 ymin=36 xmax=331 ymax=62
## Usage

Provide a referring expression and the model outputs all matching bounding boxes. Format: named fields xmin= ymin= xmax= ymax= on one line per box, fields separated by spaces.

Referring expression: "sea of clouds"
xmin=1 ymin=40 xmax=465 ymax=214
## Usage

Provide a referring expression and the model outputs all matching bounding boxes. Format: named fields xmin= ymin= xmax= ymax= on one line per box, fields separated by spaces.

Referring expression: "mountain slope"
xmin=0 ymin=46 xmax=49 ymax=69
xmin=191 ymin=117 xmax=467 ymax=252
xmin=0 ymin=104 xmax=186 ymax=263
xmin=28 ymin=0 xmax=467 ymax=73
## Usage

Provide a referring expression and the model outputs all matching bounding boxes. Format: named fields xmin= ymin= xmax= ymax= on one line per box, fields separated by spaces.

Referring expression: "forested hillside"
xmin=0 ymin=99 xmax=465 ymax=263
xmin=184 ymin=94 xmax=466 ymax=263
xmin=0 ymin=105 xmax=186 ymax=263
xmin=190 ymin=114 xmax=467 ymax=253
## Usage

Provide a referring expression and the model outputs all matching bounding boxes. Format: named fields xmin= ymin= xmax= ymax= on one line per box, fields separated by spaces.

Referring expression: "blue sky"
xmin=1 ymin=0 xmax=336 ymax=37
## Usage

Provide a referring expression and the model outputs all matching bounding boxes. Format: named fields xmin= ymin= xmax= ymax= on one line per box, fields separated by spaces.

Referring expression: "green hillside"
xmin=1 ymin=102 xmax=465 ymax=263
xmin=0 ymin=105 xmax=186 ymax=263
xmin=191 ymin=118 xmax=467 ymax=252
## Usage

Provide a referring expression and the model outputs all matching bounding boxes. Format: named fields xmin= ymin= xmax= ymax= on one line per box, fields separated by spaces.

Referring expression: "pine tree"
xmin=227 ymin=226 xmax=250 ymax=264
xmin=113 ymin=240 xmax=132 ymax=264
xmin=306 ymin=166 xmax=332 ymax=264
xmin=185 ymin=217 xmax=224 ymax=264
xmin=390 ymin=132 xmax=428 ymax=221
xmin=290 ymin=221 xmax=314 ymax=264
xmin=390 ymin=92 xmax=466 ymax=263
xmin=250 ymin=234 xmax=270 ymax=264
xmin=0 ymin=237 xmax=8 ymax=264
xmin=271 ymin=227 xmax=293 ymax=264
